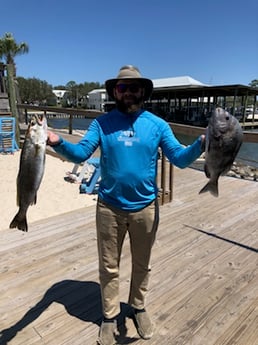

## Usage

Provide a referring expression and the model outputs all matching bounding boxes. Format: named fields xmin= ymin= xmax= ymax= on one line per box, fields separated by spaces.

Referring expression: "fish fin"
xmin=204 ymin=164 xmax=210 ymax=178
xmin=16 ymin=179 xmax=20 ymax=206
xmin=9 ymin=212 xmax=28 ymax=232
xmin=199 ymin=180 xmax=219 ymax=197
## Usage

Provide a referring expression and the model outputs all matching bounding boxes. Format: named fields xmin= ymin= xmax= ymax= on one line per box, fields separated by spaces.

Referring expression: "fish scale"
xmin=199 ymin=107 xmax=243 ymax=197
xmin=9 ymin=114 xmax=47 ymax=232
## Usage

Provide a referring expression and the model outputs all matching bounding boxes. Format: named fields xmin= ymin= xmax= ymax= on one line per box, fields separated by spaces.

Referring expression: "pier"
xmin=17 ymin=104 xmax=258 ymax=141
xmin=0 ymin=166 xmax=258 ymax=345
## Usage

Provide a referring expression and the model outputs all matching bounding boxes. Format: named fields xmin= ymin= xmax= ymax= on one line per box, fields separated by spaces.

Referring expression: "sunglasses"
xmin=115 ymin=83 xmax=141 ymax=93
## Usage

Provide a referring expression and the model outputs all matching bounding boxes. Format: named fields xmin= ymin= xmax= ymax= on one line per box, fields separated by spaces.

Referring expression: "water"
xmin=176 ymin=133 xmax=258 ymax=168
xmin=48 ymin=118 xmax=258 ymax=168
xmin=48 ymin=117 xmax=93 ymax=131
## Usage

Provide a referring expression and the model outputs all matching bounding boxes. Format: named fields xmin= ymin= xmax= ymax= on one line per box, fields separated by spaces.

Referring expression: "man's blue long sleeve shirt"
xmin=53 ymin=109 xmax=203 ymax=210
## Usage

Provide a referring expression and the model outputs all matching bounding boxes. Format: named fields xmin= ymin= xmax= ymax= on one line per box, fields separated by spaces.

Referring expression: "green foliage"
xmin=16 ymin=76 xmax=104 ymax=107
xmin=54 ymin=85 xmax=66 ymax=90
xmin=249 ymin=79 xmax=258 ymax=88
xmin=46 ymin=96 xmax=57 ymax=106
xmin=59 ymin=80 xmax=104 ymax=108
xmin=17 ymin=77 xmax=53 ymax=104
xmin=0 ymin=32 xmax=29 ymax=67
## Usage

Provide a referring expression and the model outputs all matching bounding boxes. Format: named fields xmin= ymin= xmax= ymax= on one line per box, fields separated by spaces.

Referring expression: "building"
xmin=93 ymin=75 xmax=258 ymax=126
xmin=52 ymin=89 xmax=68 ymax=105
xmin=149 ymin=80 xmax=258 ymax=125
xmin=87 ymin=88 xmax=107 ymax=111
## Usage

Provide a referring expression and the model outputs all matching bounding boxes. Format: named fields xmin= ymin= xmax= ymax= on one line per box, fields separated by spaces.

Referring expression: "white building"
xmin=52 ymin=89 xmax=68 ymax=105
xmin=87 ymin=88 xmax=107 ymax=111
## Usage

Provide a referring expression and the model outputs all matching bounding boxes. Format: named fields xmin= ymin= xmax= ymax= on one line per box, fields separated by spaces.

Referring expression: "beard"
xmin=116 ymin=94 xmax=144 ymax=113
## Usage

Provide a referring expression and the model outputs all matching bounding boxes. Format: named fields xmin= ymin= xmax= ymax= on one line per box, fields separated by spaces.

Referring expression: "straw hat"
xmin=105 ymin=65 xmax=153 ymax=100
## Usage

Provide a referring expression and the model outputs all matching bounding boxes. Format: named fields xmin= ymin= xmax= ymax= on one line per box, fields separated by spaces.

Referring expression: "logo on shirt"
xmin=118 ymin=130 xmax=140 ymax=146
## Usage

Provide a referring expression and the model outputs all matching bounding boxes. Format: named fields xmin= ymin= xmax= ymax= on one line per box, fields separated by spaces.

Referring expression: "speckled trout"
xmin=10 ymin=114 xmax=47 ymax=231
xmin=199 ymin=107 xmax=243 ymax=197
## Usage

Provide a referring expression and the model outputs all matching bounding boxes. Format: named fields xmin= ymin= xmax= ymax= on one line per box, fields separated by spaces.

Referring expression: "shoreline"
xmin=190 ymin=157 xmax=258 ymax=182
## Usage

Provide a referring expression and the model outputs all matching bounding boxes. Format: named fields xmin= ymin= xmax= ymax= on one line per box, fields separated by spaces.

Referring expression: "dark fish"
xmin=199 ymin=107 xmax=243 ymax=197
xmin=10 ymin=114 xmax=47 ymax=231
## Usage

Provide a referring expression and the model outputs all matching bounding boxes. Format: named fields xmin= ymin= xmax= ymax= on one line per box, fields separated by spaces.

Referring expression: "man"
xmin=47 ymin=65 xmax=204 ymax=345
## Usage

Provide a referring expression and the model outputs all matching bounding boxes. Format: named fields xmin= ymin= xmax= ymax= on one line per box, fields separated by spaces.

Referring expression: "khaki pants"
xmin=96 ymin=198 xmax=159 ymax=319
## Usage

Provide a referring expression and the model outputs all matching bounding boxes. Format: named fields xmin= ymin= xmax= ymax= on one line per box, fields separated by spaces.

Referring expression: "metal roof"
xmin=152 ymin=76 xmax=206 ymax=89
xmin=151 ymin=84 xmax=258 ymax=98
xmin=89 ymin=76 xmax=258 ymax=99
xmin=88 ymin=88 xmax=106 ymax=94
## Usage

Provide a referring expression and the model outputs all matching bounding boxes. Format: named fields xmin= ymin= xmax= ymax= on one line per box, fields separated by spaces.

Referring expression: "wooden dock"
xmin=1 ymin=167 xmax=258 ymax=345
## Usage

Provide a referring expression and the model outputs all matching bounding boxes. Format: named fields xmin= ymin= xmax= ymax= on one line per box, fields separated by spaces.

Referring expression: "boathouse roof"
xmin=151 ymin=83 xmax=258 ymax=98
xmin=152 ymin=76 xmax=206 ymax=89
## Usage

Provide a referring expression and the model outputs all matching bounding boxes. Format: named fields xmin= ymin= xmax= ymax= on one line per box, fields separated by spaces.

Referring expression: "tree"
xmin=17 ymin=77 xmax=53 ymax=104
xmin=0 ymin=32 xmax=29 ymax=74
xmin=0 ymin=33 xmax=29 ymax=144
xmin=249 ymin=79 xmax=258 ymax=88
xmin=62 ymin=81 xmax=104 ymax=107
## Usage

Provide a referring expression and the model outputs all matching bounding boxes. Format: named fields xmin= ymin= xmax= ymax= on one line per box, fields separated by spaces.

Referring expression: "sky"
xmin=1 ymin=0 xmax=258 ymax=87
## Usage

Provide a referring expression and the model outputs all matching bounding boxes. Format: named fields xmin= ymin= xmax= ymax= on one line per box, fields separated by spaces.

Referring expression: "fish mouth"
xmin=34 ymin=114 xmax=45 ymax=125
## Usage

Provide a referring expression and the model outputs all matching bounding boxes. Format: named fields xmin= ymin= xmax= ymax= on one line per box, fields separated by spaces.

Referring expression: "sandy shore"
xmin=0 ymin=150 xmax=97 ymax=231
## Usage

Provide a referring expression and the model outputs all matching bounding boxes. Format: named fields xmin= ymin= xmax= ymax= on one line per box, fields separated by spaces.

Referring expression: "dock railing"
xmin=17 ymin=104 xmax=102 ymax=134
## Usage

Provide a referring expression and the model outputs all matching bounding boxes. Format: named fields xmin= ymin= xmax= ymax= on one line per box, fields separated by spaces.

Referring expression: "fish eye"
xmin=226 ymin=116 xmax=229 ymax=120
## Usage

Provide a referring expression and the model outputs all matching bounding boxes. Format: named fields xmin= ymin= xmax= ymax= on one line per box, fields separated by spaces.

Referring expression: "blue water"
xmin=176 ymin=134 xmax=258 ymax=168
xmin=48 ymin=117 xmax=93 ymax=131
xmin=48 ymin=118 xmax=258 ymax=168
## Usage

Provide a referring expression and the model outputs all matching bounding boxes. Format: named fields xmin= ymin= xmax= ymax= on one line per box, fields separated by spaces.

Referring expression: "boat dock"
xmin=1 ymin=166 xmax=258 ymax=345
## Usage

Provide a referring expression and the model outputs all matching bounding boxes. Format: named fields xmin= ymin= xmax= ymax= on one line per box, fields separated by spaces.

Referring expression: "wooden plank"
xmin=0 ymin=168 xmax=258 ymax=344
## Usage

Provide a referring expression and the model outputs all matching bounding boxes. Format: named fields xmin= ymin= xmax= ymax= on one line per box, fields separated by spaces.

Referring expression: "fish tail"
xmin=199 ymin=180 xmax=219 ymax=197
xmin=9 ymin=211 xmax=28 ymax=232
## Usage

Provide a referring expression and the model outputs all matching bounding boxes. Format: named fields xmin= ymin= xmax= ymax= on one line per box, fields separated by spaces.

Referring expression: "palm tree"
xmin=0 ymin=32 xmax=29 ymax=74
xmin=0 ymin=32 xmax=29 ymax=145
